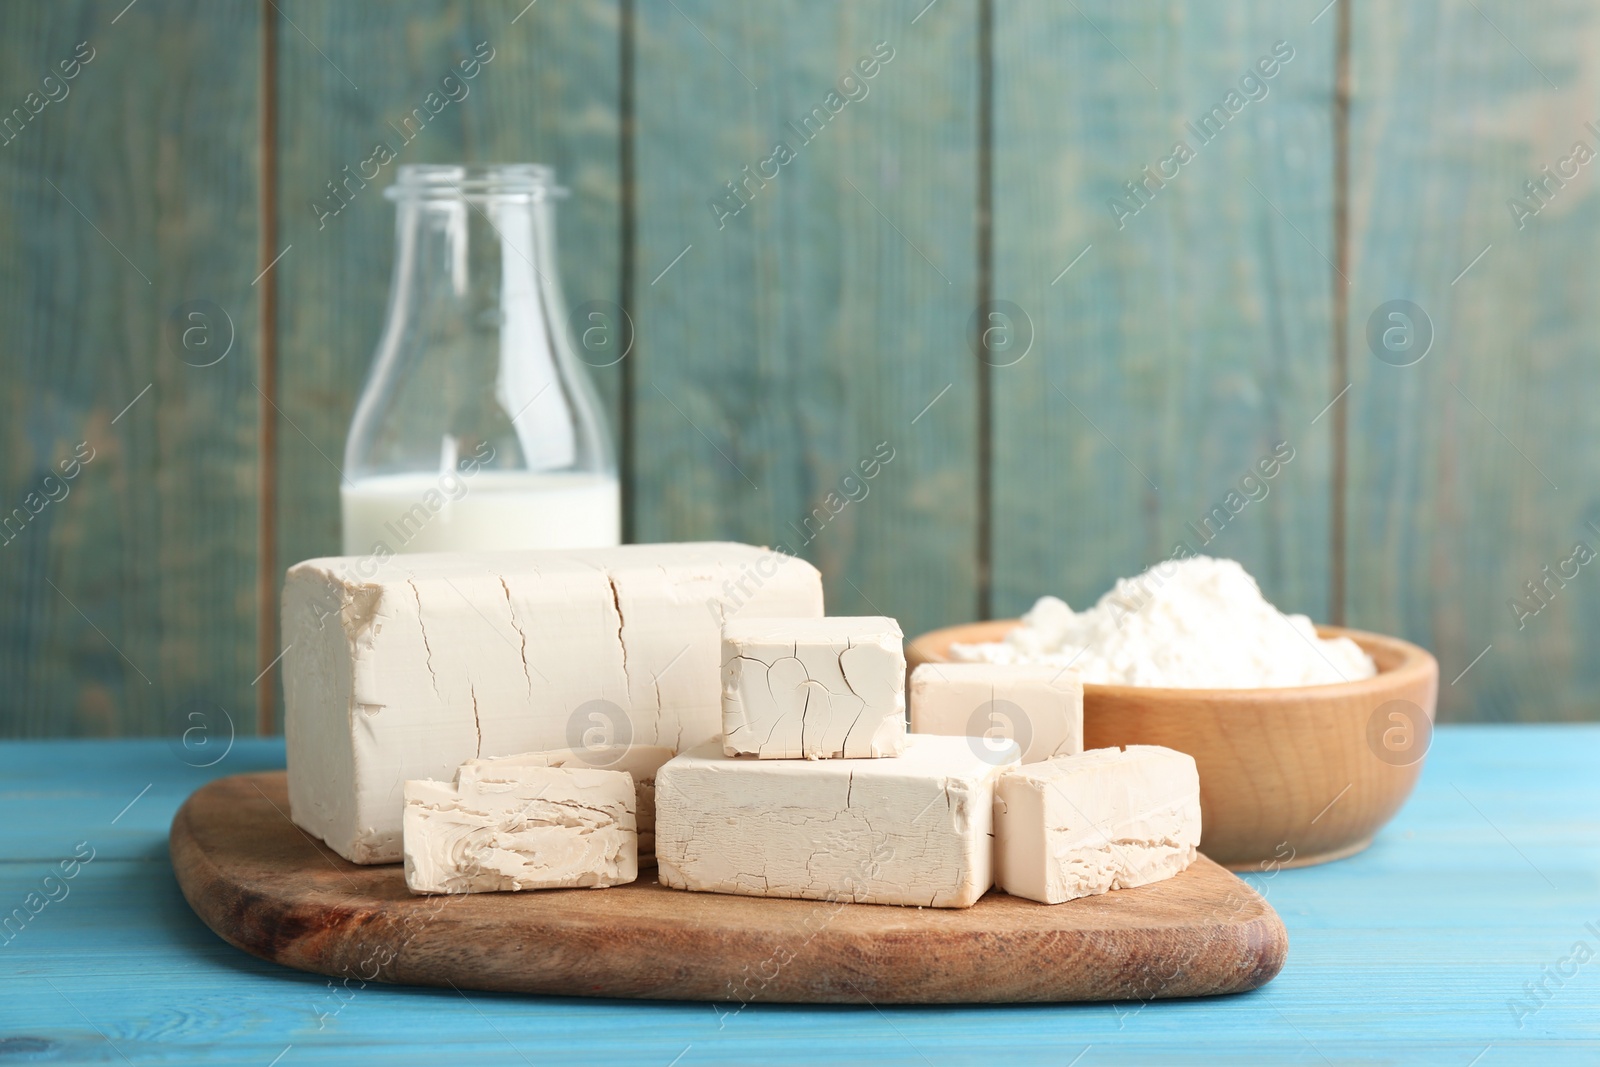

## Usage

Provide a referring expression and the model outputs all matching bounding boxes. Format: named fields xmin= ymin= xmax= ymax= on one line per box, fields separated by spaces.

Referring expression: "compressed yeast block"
xmin=721 ymin=616 xmax=906 ymax=759
xmin=909 ymin=662 xmax=1083 ymax=764
xmin=403 ymin=759 xmax=637 ymax=895
xmin=994 ymin=745 xmax=1200 ymax=905
xmin=282 ymin=542 xmax=822 ymax=864
xmin=470 ymin=744 xmax=673 ymax=865
xmin=655 ymin=734 xmax=1018 ymax=908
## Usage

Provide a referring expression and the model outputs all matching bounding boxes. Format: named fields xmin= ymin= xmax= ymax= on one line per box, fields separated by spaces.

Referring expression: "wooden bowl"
xmin=907 ymin=621 xmax=1439 ymax=870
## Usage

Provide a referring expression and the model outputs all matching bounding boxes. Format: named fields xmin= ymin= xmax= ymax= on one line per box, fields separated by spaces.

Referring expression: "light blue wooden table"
xmin=3 ymin=726 xmax=1597 ymax=1065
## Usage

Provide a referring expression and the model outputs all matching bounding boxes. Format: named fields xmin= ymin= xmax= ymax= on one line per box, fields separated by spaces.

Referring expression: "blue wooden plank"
xmin=1343 ymin=0 xmax=1600 ymax=724
xmin=0 ymin=0 xmax=261 ymax=738
xmin=631 ymin=0 xmax=981 ymax=638
xmin=0 ymin=739 xmax=284 ymax=862
xmin=989 ymin=0 xmax=1337 ymax=627
xmin=2 ymin=729 xmax=1598 ymax=1063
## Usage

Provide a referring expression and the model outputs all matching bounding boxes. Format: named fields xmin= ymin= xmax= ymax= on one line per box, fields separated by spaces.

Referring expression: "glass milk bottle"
xmin=342 ymin=164 xmax=619 ymax=555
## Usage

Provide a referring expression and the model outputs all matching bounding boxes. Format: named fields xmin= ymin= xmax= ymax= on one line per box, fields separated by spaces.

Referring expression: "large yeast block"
xmin=284 ymin=543 xmax=822 ymax=863
xmin=721 ymin=616 xmax=906 ymax=759
xmin=655 ymin=735 xmax=1017 ymax=908
xmin=403 ymin=762 xmax=637 ymax=895
xmin=909 ymin=663 xmax=1083 ymax=763
xmin=994 ymin=745 xmax=1201 ymax=904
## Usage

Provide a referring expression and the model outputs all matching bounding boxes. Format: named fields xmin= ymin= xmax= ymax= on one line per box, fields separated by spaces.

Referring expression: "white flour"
xmin=951 ymin=557 xmax=1377 ymax=688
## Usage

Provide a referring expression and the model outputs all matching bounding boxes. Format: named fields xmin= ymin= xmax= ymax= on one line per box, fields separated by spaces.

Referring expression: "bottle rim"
xmin=384 ymin=163 xmax=569 ymax=201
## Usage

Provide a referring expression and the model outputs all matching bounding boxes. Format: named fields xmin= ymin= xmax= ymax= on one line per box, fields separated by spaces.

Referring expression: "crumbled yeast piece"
xmin=469 ymin=745 xmax=673 ymax=865
xmin=403 ymin=760 xmax=637 ymax=895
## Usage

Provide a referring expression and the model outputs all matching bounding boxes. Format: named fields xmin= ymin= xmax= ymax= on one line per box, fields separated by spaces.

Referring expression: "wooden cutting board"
xmin=170 ymin=772 xmax=1287 ymax=1004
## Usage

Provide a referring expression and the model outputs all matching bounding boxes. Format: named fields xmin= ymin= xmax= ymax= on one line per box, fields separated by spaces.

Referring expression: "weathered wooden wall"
xmin=2 ymin=0 xmax=1595 ymax=736
xmin=0 ymin=0 xmax=260 ymax=738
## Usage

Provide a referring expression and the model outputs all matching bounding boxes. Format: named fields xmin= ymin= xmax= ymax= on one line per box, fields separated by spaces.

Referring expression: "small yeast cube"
xmin=994 ymin=745 xmax=1200 ymax=904
xmin=656 ymin=735 xmax=1018 ymax=908
xmin=721 ymin=616 xmax=907 ymax=759
xmin=403 ymin=761 xmax=637 ymax=895
xmin=909 ymin=662 xmax=1083 ymax=764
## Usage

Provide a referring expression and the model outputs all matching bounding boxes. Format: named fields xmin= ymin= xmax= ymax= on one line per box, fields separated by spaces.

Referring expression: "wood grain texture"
xmin=988 ymin=2 xmax=1338 ymax=629
xmin=0 ymin=1 xmax=259 ymax=737
xmin=5 ymin=730 xmax=1600 ymax=1062
xmin=909 ymin=622 xmax=1440 ymax=868
xmin=1344 ymin=1 xmax=1600 ymax=722
xmin=271 ymin=0 xmax=622 ymax=705
xmin=169 ymin=769 xmax=1286 ymax=1003
xmin=11 ymin=1 xmax=1600 ymax=741
xmin=630 ymin=0 xmax=980 ymax=639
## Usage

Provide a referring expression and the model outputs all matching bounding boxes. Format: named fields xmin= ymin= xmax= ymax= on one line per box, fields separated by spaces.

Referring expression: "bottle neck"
xmin=346 ymin=187 xmax=612 ymax=483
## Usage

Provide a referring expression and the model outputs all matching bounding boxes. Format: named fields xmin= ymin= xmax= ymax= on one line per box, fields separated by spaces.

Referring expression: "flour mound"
xmin=951 ymin=557 xmax=1376 ymax=688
